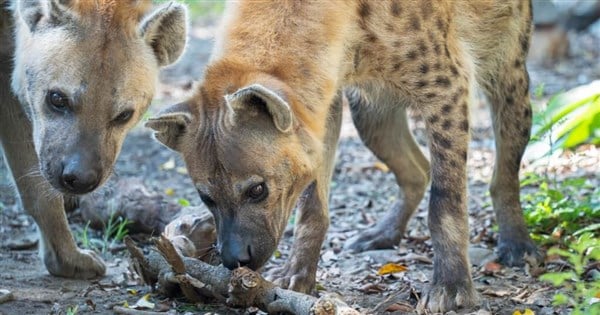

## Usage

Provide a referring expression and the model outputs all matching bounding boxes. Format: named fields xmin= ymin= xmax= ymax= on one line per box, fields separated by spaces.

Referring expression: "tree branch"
xmin=124 ymin=236 xmax=359 ymax=315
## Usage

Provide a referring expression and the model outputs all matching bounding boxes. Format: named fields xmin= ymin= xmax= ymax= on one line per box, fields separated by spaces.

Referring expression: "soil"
xmin=1 ymin=14 xmax=599 ymax=315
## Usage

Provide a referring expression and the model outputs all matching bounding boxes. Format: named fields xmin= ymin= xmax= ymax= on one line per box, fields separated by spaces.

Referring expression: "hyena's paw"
xmin=344 ymin=225 xmax=402 ymax=252
xmin=44 ymin=248 xmax=106 ymax=279
xmin=497 ymin=237 xmax=544 ymax=267
xmin=265 ymin=263 xmax=316 ymax=294
xmin=417 ymin=282 xmax=478 ymax=313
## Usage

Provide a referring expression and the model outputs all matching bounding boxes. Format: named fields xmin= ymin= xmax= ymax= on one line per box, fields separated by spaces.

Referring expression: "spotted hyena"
xmin=0 ymin=0 xmax=186 ymax=278
xmin=148 ymin=0 xmax=540 ymax=311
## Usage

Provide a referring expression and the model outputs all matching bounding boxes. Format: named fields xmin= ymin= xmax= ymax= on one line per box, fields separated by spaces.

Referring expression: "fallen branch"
xmin=124 ymin=236 xmax=359 ymax=315
xmin=113 ymin=306 xmax=166 ymax=315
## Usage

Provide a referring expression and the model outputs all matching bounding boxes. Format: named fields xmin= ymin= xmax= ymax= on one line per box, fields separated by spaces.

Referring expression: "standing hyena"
xmin=148 ymin=0 xmax=541 ymax=311
xmin=0 ymin=0 xmax=187 ymax=279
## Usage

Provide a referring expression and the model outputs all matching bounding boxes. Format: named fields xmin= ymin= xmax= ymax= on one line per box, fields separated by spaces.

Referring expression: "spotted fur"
xmin=149 ymin=1 xmax=540 ymax=312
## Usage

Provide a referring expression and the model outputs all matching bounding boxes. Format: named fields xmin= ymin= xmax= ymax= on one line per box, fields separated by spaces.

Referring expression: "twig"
xmin=112 ymin=306 xmax=167 ymax=315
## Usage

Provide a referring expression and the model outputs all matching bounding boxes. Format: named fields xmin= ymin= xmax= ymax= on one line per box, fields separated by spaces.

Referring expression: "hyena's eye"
xmin=46 ymin=90 xmax=69 ymax=112
xmin=198 ymin=191 xmax=216 ymax=208
xmin=112 ymin=109 xmax=135 ymax=125
xmin=247 ymin=183 xmax=268 ymax=203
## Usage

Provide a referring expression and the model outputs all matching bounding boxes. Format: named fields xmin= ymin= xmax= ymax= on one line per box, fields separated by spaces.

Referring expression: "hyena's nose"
xmin=60 ymin=156 xmax=101 ymax=194
xmin=220 ymin=239 xmax=252 ymax=270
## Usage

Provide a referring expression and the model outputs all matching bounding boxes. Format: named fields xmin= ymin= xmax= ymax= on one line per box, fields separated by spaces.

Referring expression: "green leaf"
xmin=540 ymin=271 xmax=577 ymax=286
xmin=548 ymin=247 xmax=576 ymax=259
xmin=178 ymin=198 xmax=191 ymax=207
xmin=574 ymin=223 xmax=600 ymax=236
xmin=552 ymin=293 xmax=570 ymax=306
xmin=531 ymin=81 xmax=600 ymax=154
xmin=534 ymin=81 xmax=600 ymax=137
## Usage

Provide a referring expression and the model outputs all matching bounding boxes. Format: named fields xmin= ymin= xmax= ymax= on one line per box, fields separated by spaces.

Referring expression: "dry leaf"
xmin=385 ymin=302 xmax=413 ymax=312
xmin=513 ymin=308 xmax=535 ymax=315
xmin=481 ymin=288 xmax=512 ymax=297
xmin=377 ymin=263 xmax=408 ymax=275
xmin=373 ymin=161 xmax=389 ymax=172
xmin=360 ymin=283 xmax=387 ymax=294
xmin=483 ymin=261 xmax=502 ymax=275
xmin=164 ymin=188 xmax=175 ymax=196
xmin=132 ymin=293 xmax=155 ymax=310
xmin=126 ymin=288 xmax=138 ymax=295
xmin=161 ymin=158 xmax=176 ymax=170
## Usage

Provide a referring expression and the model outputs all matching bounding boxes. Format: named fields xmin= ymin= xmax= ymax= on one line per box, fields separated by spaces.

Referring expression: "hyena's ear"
xmin=226 ymin=84 xmax=294 ymax=133
xmin=140 ymin=2 xmax=188 ymax=67
xmin=17 ymin=0 xmax=75 ymax=31
xmin=16 ymin=0 xmax=44 ymax=31
xmin=145 ymin=102 xmax=191 ymax=151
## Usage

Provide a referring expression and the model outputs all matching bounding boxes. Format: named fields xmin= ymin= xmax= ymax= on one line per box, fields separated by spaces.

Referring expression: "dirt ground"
xmin=1 ymin=12 xmax=599 ymax=315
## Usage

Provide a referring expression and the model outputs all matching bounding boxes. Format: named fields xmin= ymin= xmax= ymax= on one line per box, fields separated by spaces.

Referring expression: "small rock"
xmin=4 ymin=232 xmax=38 ymax=250
xmin=0 ymin=289 xmax=14 ymax=304
xmin=356 ymin=249 xmax=401 ymax=265
xmin=468 ymin=246 xmax=496 ymax=267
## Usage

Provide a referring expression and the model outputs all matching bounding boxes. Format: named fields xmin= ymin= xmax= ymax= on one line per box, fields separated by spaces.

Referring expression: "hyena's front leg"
xmin=416 ymin=82 xmax=477 ymax=311
xmin=267 ymin=93 xmax=343 ymax=293
xmin=0 ymin=72 xmax=105 ymax=279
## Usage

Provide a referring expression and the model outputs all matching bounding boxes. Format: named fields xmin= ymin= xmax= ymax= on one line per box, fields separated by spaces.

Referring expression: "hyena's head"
xmin=11 ymin=0 xmax=187 ymax=194
xmin=147 ymin=71 xmax=322 ymax=270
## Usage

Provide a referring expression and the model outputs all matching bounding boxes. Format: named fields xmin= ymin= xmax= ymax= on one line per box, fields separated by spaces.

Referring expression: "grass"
xmin=79 ymin=211 xmax=130 ymax=254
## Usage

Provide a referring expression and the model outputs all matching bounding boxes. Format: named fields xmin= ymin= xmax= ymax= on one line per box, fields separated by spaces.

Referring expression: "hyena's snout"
xmin=217 ymin=222 xmax=277 ymax=271
xmin=219 ymin=234 xmax=253 ymax=270
xmin=59 ymin=152 xmax=102 ymax=194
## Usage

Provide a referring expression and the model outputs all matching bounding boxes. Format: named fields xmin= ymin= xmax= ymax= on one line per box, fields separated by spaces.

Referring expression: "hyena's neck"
xmin=207 ymin=0 xmax=357 ymax=140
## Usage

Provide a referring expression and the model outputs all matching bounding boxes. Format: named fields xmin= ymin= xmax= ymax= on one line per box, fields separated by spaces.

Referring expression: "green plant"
xmin=521 ymin=173 xmax=599 ymax=246
xmin=80 ymin=221 xmax=92 ymax=250
xmin=521 ymin=172 xmax=599 ymax=314
xmin=532 ymin=81 xmax=600 ymax=153
xmin=102 ymin=211 xmax=130 ymax=253
xmin=540 ymin=233 xmax=600 ymax=315
xmin=66 ymin=305 xmax=79 ymax=315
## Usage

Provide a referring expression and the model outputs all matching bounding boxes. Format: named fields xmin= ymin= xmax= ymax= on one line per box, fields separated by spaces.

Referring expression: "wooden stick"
xmin=124 ymin=236 xmax=359 ymax=315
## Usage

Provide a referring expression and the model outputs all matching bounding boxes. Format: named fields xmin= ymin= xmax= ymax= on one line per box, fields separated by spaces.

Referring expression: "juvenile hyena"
xmin=0 ymin=0 xmax=186 ymax=278
xmin=148 ymin=0 xmax=540 ymax=311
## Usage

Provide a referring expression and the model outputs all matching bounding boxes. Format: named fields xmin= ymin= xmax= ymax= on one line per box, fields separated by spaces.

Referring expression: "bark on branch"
xmin=124 ymin=236 xmax=359 ymax=315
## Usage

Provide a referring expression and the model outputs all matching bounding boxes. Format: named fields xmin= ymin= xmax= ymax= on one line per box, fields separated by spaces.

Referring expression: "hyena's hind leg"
xmin=478 ymin=60 xmax=541 ymax=266
xmin=344 ymin=88 xmax=430 ymax=252
xmin=476 ymin=9 xmax=542 ymax=267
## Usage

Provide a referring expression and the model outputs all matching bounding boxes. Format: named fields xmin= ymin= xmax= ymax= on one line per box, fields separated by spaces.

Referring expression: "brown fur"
xmin=149 ymin=0 xmax=540 ymax=312
xmin=1 ymin=0 xmax=186 ymax=279
xmin=70 ymin=0 xmax=151 ymax=30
